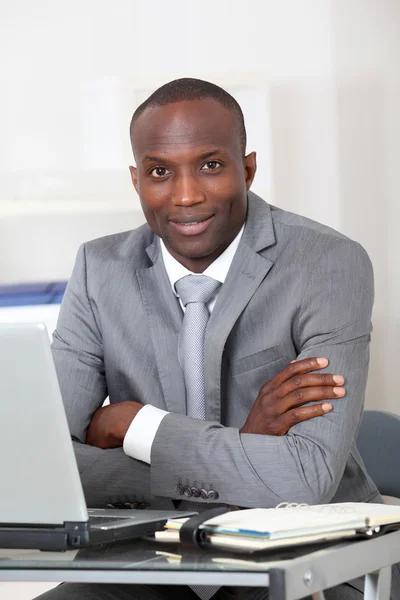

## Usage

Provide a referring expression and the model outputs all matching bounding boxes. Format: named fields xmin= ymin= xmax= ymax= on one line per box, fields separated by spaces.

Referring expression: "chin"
xmin=164 ymin=235 xmax=206 ymax=256
xmin=175 ymin=245 xmax=215 ymax=260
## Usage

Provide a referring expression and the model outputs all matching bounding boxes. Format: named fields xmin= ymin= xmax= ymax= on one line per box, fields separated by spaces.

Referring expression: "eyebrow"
xmin=198 ymin=150 xmax=226 ymax=160
xmin=142 ymin=149 xmax=229 ymax=164
xmin=142 ymin=156 xmax=165 ymax=163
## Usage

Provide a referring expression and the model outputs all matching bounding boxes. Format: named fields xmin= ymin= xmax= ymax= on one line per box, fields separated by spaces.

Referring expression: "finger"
xmin=276 ymin=372 xmax=345 ymax=399
xmin=284 ymin=402 xmax=333 ymax=429
xmin=280 ymin=385 xmax=346 ymax=412
xmin=260 ymin=357 xmax=329 ymax=395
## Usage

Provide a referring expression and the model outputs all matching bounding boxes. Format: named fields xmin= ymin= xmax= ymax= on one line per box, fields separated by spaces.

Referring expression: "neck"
xmin=166 ymin=243 xmax=231 ymax=273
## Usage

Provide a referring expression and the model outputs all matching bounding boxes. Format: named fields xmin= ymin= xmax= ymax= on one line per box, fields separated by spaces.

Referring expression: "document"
xmin=161 ymin=502 xmax=400 ymax=552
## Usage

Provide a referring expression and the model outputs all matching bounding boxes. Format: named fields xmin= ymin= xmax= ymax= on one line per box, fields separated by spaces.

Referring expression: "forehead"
xmin=131 ymin=99 xmax=241 ymax=160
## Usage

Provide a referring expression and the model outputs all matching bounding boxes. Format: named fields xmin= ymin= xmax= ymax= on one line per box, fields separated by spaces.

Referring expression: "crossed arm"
xmin=86 ymin=358 xmax=344 ymax=446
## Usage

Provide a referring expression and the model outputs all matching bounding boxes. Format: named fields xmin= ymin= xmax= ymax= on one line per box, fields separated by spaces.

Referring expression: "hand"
xmin=239 ymin=357 xmax=345 ymax=436
xmin=86 ymin=401 xmax=143 ymax=449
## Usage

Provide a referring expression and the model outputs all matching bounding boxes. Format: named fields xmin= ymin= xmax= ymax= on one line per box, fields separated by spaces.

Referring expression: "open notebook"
xmin=160 ymin=502 xmax=400 ymax=552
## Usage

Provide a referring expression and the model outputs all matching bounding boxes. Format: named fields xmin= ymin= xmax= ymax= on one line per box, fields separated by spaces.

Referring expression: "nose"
xmin=172 ymin=173 xmax=206 ymax=207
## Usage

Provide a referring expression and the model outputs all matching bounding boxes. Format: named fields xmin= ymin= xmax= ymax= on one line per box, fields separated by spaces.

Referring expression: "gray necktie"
xmin=175 ymin=274 xmax=221 ymax=600
xmin=175 ymin=274 xmax=221 ymax=420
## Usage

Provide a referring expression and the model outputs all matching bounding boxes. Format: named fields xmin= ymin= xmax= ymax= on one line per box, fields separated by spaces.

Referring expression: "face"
xmin=130 ymin=98 xmax=256 ymax=273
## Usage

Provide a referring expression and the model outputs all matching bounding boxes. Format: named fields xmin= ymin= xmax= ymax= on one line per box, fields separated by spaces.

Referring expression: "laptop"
xmin=0 ymin=322 xmax=196 ymax=551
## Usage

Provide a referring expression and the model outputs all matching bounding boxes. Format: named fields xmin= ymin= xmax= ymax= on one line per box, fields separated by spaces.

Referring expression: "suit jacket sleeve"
xmin=52 ymin=244 xmax=172 ymax=509
xmin=150 ymin=239 xmax=374 ymax=507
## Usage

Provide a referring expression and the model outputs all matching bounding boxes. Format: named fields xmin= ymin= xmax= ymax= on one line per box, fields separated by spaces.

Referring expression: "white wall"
xmin=330 ymin=0 xmax=400 ymax=413
xmin=0 ymin=1 xmax=399 ymax=596
xmin=0 ymin=211 xmax=145 ymax=283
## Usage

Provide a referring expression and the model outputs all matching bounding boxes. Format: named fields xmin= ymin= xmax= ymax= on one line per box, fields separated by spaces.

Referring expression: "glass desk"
xmin=1 ymin=530 xmax=400 ymax=600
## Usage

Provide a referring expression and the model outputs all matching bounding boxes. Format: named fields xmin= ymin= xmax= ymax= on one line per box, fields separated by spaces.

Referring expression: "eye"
xmin=150 ymin=166 xmax=170 ymax=178
xmin=201 ymin=161 xmax=221 ymax=171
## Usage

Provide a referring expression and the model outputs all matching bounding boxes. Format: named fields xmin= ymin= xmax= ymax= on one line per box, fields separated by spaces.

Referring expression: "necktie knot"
xmin=175 ymin=274 xmax=221 ymax=307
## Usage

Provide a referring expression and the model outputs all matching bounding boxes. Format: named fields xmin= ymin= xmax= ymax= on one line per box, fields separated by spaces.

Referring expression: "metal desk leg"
xmin=364 ymin=567 xmax=392 ymax=600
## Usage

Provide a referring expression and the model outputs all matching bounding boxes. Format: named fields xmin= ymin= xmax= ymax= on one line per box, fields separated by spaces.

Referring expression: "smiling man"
xmin=129 ymin=96 xmax=250 ymax=273
xmin=36 ymin=79 xmax=389 ymax=600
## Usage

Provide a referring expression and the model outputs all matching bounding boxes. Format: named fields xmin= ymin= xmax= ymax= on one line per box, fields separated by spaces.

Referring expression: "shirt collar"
xmin=160 ymin=224 xmax=245 ymax=297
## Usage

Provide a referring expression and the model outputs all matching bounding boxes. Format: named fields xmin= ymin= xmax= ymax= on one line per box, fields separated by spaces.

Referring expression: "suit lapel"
xmin=204 ymin=192 xmax=276 ymax=422
xmin=136 ymin=239 xmax=186 ymax=414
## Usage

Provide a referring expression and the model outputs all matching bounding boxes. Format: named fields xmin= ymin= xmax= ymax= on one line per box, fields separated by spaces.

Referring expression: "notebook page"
xmin=201 ymin=507 xmax=366 ymax=539
xmin=331 ymin=503 xmax=400 ymax=526
xmin=207 ymin=528 xmax=357 ymax=550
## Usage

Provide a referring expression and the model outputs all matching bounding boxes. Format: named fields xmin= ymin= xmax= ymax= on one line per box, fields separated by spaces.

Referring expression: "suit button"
xmin=200 ymin=488 xmax=208 ymax=499
xmin=183 ymin=486 xmax=192 ymax=497
xmin=138 ymin=502 xmax=150 ymax=510
xmin=105 ymin=503 xmax=115 ymax=509
xmin=191 ymin=487 xmax=200 ymax=498
xmin=175 ymin=484 xmax=184 ymax=495
xmin=207 ymin=490 xmax=219 ymax=501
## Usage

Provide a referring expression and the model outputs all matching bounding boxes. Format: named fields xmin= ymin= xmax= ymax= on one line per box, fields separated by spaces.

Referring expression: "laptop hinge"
xmin=64 ymin=521 xmax=91 ymax=548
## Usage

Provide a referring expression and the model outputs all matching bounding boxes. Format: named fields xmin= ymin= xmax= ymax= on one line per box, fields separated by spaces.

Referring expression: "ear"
xmin=129 ymin=165 xmax=138 ymax=194
xmin=244 ymin=152 xmax=257 ymax=191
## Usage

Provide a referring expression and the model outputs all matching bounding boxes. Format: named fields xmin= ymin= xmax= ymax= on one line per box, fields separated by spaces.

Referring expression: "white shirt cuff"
xmin=123 ymin=404 xmax=169 ymax=464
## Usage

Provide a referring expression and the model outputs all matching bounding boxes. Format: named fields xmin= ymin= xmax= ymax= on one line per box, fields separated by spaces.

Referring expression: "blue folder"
xmin=0 ymin=282 xmax=67 ymax=307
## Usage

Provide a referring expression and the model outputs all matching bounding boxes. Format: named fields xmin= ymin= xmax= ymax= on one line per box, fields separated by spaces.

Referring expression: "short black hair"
xmin=130 ymin=77 xmax=247 ymax=154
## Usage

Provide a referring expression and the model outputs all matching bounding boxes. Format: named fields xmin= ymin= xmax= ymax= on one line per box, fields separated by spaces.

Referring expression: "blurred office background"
xmin=0 ymin=7 xmax=398 ymax=409
xmin=0 ymin=0 xmax=399 ymax=597
xmin=1 ymin=0 xmax=399 ymax=414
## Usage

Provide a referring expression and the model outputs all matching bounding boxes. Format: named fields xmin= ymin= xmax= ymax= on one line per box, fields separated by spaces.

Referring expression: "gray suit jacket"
xmin=53 ymin=191 xmax=380 ymax=510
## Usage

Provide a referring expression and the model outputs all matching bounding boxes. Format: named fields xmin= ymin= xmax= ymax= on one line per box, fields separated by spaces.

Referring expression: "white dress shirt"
xmin=123 ymin=225 xmax=244 ymax=464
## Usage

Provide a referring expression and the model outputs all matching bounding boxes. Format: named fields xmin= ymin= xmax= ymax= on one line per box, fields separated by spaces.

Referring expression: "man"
xmin=36 ymin=78 xmax=387 ymax=600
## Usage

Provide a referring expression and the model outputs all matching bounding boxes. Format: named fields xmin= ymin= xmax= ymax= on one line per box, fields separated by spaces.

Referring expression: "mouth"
xmin=169 ymin=214 xmax=215 ymax=236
